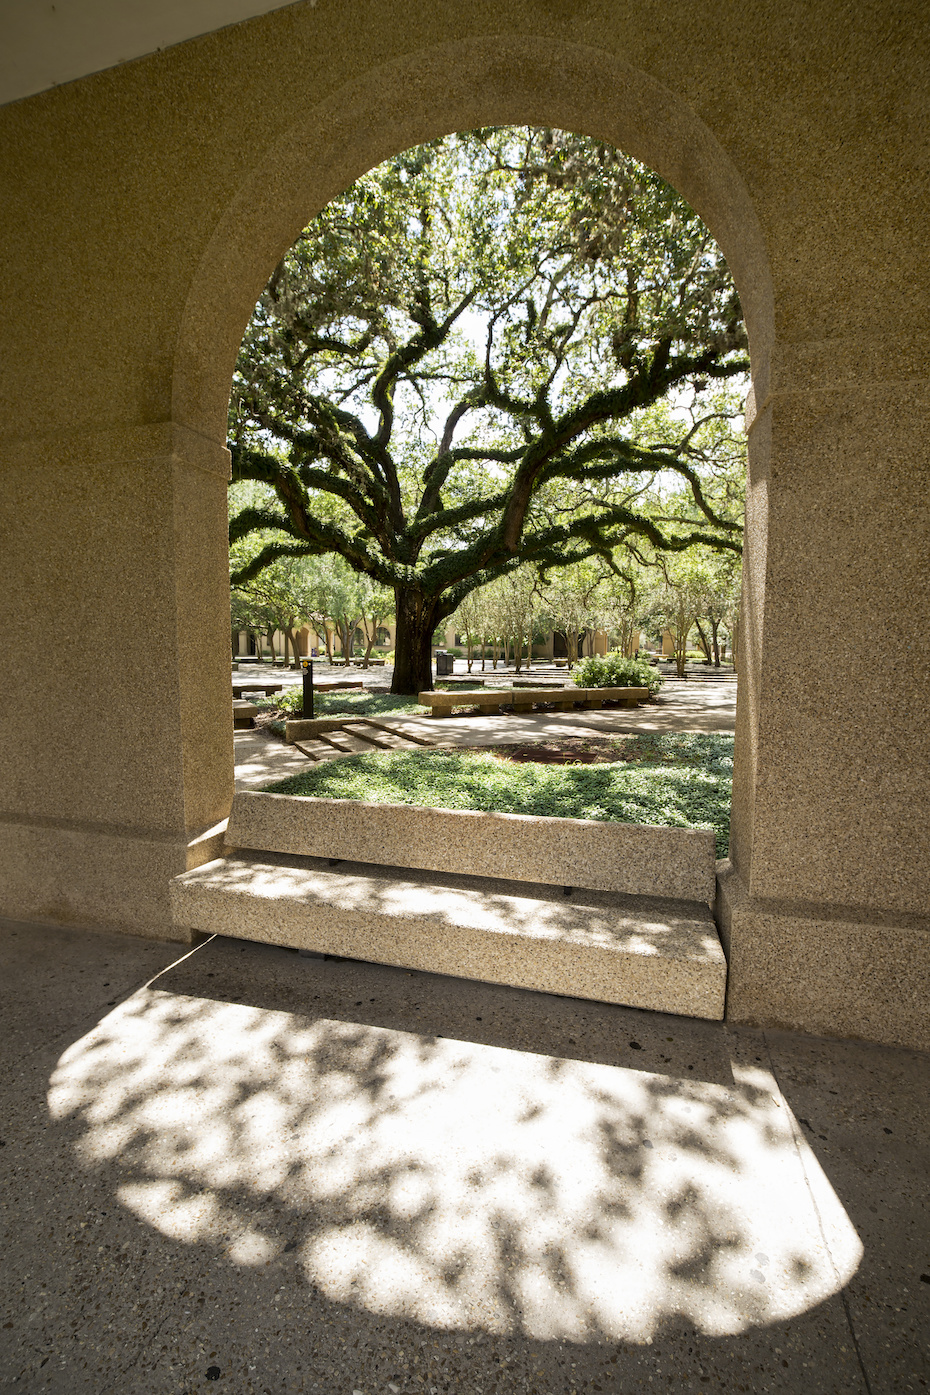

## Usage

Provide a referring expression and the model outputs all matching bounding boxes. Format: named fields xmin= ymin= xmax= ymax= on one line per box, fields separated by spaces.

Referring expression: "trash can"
xmin=435 ymin=650 xmax=454 ymax=677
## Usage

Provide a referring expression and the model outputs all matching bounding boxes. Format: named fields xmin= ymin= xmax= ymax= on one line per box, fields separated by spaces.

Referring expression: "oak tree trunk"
xmin=391 ymin=586 xmax=443 ymax=694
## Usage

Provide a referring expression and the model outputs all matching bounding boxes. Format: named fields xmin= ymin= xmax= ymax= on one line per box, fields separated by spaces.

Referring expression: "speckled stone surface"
xmin=1 ymin=0 xmax=928 ymax=1051
xmin=171 ymin=852 xmax=727 ymax=1019
xmin=225 ymin=791 xmax=718 ymax=905
xmin=2 ymin=918 xmax=927 ymax=1394
xmin=717 ymin=861 xmax=930 ymax=1052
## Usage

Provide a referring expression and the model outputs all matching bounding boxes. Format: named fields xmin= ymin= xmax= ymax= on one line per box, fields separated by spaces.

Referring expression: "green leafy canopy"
xmin=229 ymin=127 xmax=748 ymax=690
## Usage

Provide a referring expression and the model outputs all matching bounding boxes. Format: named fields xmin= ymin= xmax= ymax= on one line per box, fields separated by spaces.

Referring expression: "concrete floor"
xmin=4 ymin=676 xmax=927 ymax=1393
xmin=2 ymin=919 xmax=927 ymax=1394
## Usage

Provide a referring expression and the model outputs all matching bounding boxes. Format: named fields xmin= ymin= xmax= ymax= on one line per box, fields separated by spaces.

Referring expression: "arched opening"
xmin=174 ymin=39 xmax=774 ymax=444
xmin=171 ymin=36 xmax=774 ymax=889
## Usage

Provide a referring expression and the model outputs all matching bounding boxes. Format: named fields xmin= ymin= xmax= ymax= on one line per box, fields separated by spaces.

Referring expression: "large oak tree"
xmin=229 ymin=127 xmax=747 ymax=693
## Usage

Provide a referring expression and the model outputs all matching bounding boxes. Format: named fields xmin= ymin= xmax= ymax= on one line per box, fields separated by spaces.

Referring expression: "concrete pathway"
xmin=234 ymin=679 xmax=737 ymax=788
xmin=1 ymin=917 xmax=926 ymax=1393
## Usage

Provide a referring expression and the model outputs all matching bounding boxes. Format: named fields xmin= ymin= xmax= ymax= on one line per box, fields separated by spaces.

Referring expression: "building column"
xmin=0 ymin=423 xmax=233 ymax=938
xmin=719 ymin=350 xmax=930 ymax=1050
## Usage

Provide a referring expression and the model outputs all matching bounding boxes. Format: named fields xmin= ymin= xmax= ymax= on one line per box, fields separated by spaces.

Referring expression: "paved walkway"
xmin=234 ymin=676 xmax=737 ymax=788
xmin=2 ymin=917 xmax=926 ymax=1393
xmin=3 ymin=673 xmax=926 ymax=1391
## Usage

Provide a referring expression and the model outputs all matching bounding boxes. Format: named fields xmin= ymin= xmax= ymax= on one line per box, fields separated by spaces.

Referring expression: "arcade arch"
xmin=171 ymin=36 xmax=773 ymax=867
xmin=1 ymin=9 xmax=924 ymax=1053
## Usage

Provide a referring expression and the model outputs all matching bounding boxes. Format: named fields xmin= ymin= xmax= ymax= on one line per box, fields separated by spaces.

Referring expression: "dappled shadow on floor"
xmin=47 ymin=941 xmax=862 ymax=1346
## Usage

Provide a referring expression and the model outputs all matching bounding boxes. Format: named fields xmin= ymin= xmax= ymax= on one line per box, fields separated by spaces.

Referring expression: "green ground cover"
xmin=257 ymin=690 xmax=423 ymax=718
xmin=263 ymin=732 xmax=734 ymax=857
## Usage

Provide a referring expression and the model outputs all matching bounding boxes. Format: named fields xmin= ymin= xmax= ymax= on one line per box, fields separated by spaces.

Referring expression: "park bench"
xmin=416 ymin=686 xmax=649 ymax=717
xmin=232 ymin=680 xmax=284 ymax=696
xmin=232 ymin=700 xmax=258 ymax=729
xmin=171 ymin=791 xmax=724 ymax=1019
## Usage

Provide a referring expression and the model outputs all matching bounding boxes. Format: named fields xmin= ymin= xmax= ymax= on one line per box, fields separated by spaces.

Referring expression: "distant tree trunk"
xmin=672 ymin=611 xmax=691 ymax=677
xmin=392 ymin=586 xmax=443 ymax=694
xmin=709 ymin=616 xmax=722 ymax=667
xmin=694 ymin=619 xmax=712 ymax=663
xmin=282 ymin=626 xmax=300 ymax=667
xmin=334 ymin=615 xmax=360 ymax=665
xmin=359 ymin=612 xmax=377 ymax=668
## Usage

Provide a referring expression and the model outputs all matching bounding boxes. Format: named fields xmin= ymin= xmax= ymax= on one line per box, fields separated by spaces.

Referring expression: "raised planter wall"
xmin=225 ymin=791 xmax=717 ymax=907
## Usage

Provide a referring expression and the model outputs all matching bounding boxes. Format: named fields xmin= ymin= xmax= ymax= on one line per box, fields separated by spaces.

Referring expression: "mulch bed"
xmin=466 ymin=736 xmax=639 ymax=766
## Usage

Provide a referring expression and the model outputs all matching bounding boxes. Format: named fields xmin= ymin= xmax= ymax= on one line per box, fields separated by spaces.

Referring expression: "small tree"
xmin=538 ymin=563 xmax=604 ymax=668
xmin=596 ymin=561 xmax=646 ymax=658
xmin=451 ymin=589 xmax=485 ymax=672
xmin=649 ymin=555 xmax=714 ymax=677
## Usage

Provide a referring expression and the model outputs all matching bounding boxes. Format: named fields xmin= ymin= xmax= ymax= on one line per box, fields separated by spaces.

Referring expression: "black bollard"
xmin=301 ymin=658 xmax=314 ymax=719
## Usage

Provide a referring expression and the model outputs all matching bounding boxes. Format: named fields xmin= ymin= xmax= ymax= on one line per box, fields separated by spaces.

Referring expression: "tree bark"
xmin=694 ymin=618 xmax=712 ymax=663
xmin=283 ymin=626 xmax=299 ymax=667
xmin=391 ymin=586 xmax=443 ymax=694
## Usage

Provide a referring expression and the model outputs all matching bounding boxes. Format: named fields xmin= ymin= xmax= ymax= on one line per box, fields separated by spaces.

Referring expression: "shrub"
xmin=573 ymin=652 xmax=664 ymax=696
xmin=255 ymin=689 xmax=302 ymax=713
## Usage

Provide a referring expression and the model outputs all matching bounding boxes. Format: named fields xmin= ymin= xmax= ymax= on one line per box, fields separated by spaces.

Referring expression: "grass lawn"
xmin=257 ymin=691 xmax=424 ymax=719
xmin=263 ymin=732 xmax=734 ymax=857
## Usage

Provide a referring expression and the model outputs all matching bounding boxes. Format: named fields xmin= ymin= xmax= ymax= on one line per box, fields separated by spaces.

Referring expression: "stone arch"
xmin=171 ymin=35 xmax=774 ymax=446
xmin=169 ymin=33 xmax=782 ymax=1020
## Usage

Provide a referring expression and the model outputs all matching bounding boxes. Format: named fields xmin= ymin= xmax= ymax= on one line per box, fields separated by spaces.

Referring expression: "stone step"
xmin=289 ymin=739 xmax=333 ymax=762
xmin=290 ymin=721 xmax=436 ymax=756
xmin=360 ymin=719 xmax=436 ymax=747
xmin=338 ymin=722 xmax=391 ymax=749
xmin=339 ymin=723 xmax=423 ymax=751
xmin=171 ymin=852 xmax=726 ymax=1020
xmin=313 ymin=728 xmax=381 ymax=755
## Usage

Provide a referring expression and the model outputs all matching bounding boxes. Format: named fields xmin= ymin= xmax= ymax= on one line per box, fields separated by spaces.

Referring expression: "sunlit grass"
xmin=257 ymin=690 xmax=423 ymax=718
xmin=264 ymin=734 xmax=734 ymax=856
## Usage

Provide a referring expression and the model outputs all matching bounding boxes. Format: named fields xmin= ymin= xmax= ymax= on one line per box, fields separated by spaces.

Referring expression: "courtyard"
xmin=3 ymin=4 xmax=928 ymax=1391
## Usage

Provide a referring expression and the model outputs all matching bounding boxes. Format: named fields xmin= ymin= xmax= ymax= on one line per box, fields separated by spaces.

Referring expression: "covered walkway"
xmin=2 ymin=914 xmax=926 ymax=1393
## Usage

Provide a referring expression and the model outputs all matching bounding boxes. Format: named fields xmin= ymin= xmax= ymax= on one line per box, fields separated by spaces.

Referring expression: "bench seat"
xmin=232 ymin=699 xmax=258 ymax=728
xmin=172 ymin=851 xmax=725 ymax=1019
xmin=417 ymin=686 xmax=649 ymax=716
xmin=171 ymin=790 xmax=723 ymax=1018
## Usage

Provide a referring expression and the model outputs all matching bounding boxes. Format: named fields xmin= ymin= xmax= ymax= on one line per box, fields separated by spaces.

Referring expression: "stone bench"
xmin=232 ymin=680 xmax=284 ymax=696
xmin=232 ymin=700 xmax=258 ymax=729
xmin=416 ymin=686 xmax=649 ymax=716
xmin=171 ymin=792 xmax=724 ymax=1018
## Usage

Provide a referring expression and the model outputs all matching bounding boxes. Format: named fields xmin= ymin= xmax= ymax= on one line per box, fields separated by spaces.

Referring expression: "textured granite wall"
xmin=0 ymin=2 xmax=927 ymax=1042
